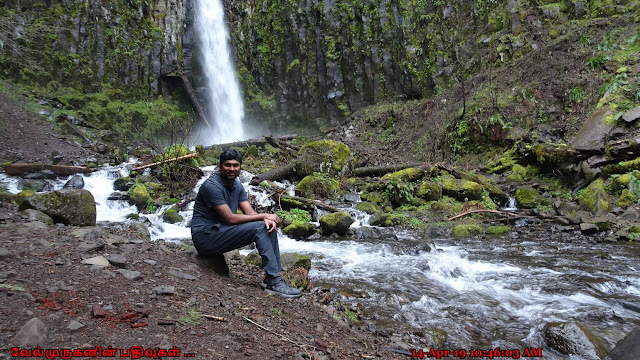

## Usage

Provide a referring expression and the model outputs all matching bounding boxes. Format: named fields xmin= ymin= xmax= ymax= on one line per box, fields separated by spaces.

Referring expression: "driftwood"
xmin=132 ymin=153 xmax=198 ymax=171
xmin=352 ymin=163 xmax=430 ymax=177
xmin=202 ymin=314 xmax=227 ymax=322
xmin=206 ymin=138 xmax=268 ymax=150
xmin=249 ymin=164 xmax=294 ymax=185
xmin=3 ymin=164 xmax=95 ymax=177
xmin=446 ymin=209 xmax=526 ymax=221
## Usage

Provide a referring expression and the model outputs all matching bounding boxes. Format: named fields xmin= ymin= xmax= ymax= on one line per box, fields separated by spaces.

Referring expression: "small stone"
xmin=0 ymin=248 xmax=10 ymax=260
xmin=92 ymin=304 xmax=107 ymax=318
xmin=580 ymin=223 xmax=599 ymax=234
xmin=77 ymin=241 xmax=103 ymax=253
xmin=47 ymin=286 xmax=59 ymax=293
xmin=152 ymin=286 xmax=175 ymax=295
xmin=168 ymin=268 xmax=198 ymax=281
xmin=116 ymin=269 xmax=142 ymax=281
xmin=81 ymin=256 xmax=110 ymax=267
xmin=143 ymin=260 xmax=157 ymax=266
xmin=67 ymin=320 xmax=85 ymax=331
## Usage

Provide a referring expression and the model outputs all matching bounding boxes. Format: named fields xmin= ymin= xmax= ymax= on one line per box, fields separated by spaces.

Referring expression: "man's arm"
xmin=214 ymin=202 xmax=280 ymax=225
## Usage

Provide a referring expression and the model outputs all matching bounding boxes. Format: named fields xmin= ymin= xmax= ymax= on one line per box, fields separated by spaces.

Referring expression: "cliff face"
xmin=1 ymin=0 xmax=194 ymax=97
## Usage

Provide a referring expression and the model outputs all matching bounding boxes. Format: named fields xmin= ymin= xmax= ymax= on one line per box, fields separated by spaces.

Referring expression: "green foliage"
xmin=277 ymin=208 xmax=312 ymax=223
xmin=384 ymin=180 xmax=415 ymax=207
xmin=177 ymin=309 xmax=203 ymax=326
xmin=587 ymin=55 xmax=609 ymax=69
xmin=568 ymin=87 xmax=585 ymax=104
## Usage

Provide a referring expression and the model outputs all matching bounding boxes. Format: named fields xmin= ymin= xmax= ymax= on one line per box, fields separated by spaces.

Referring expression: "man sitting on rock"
xmin=191 ymin=149 xmax=301 ymax=298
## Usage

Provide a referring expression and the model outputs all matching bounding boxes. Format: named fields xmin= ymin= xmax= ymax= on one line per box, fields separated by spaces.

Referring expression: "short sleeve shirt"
xmin=191 ymin=172 xmax=248 ymax=234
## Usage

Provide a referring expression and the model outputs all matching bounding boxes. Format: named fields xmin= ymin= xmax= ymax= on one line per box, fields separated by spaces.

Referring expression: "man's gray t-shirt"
xmin=191 ymin=172 xmax=248 ymax=234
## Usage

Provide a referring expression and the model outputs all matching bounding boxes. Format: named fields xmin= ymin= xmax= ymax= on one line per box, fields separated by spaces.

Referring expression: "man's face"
xmin=220 ymin=159 xmax=241 ymax=182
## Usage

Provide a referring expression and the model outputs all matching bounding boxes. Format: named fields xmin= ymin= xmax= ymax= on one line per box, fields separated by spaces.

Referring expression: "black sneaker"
xmin=264 ymin=276 xmax=302 ymax=298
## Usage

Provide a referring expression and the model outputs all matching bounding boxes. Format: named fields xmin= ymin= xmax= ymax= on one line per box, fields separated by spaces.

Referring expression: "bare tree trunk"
xmin=249 ymin=164 xmax=294 ymax=185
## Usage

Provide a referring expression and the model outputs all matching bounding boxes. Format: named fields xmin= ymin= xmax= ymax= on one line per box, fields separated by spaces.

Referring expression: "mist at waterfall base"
xmin=2 ymin=163 xmax=638 ymax=356
xmin=191 ymin=0 xmax=245 ymax=146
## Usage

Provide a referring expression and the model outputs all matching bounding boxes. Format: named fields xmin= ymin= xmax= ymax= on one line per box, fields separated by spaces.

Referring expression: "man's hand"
xmin=264 ymin=218 xmax=278 ymax=232
xmin=264 ymin=213 xmax=280 ymax=223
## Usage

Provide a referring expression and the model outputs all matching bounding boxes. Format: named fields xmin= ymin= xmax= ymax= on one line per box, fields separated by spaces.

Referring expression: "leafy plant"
xmin=177 ymin=309 xmax=203 ymax=326
xmin=384 ymin=180 xmax=414 ymax=207
xmin=277 ymin=208 xmax=312 ymax=223
xmin=568 ymin=87 xmax=585 ymax=104
xmin=587 ymin=55 xmax=609 ymax=69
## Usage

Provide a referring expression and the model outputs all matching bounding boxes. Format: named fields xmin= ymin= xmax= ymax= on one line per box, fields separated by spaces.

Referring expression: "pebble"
xmin=67 ymin=320 xmax=85 ymax=331
xmin=0 ymin=247 xmax=11 ymax=260
xmin=116 ymin=269 xmax=142 ymax=281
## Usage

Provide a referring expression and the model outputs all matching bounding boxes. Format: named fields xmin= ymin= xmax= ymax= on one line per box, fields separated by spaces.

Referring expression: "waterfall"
xmin=194 ymin=0 xmax=245 ymax=145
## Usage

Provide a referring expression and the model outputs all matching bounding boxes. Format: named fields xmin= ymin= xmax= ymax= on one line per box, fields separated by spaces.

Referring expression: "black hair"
xmin=219 ymin=149 xmax=243 ymax=164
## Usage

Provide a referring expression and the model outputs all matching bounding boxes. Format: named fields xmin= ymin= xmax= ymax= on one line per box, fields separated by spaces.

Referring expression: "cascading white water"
xmin=194 ymin=0 xmax=245 ymax=145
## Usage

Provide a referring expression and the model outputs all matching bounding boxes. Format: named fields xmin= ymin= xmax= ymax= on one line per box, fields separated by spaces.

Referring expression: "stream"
xmin=2 ymin=163 xmax=639 ymax=358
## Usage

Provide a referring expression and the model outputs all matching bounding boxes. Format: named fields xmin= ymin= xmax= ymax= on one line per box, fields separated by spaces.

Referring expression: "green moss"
xmin=381 ymin=167 xmax=425 ymax=182
xmin=356 ymin=201 xmax=381 ymax=214
xmin=294 ymin=140 xmax=354 ymax=177
xmin=14 ymin=190 xmax=36 ymax=205
xmin=605 ymin=156 xmax=640 ymax=175
xmin=245 ymin=251 xmax=262 ymax=267
xmin=369 ymin=212 xmax=408 ymax=227
xmin=484 ymin=148 xmax=519 ymax=174
xmin=507 ymin=164 xmax=528 ymax=182
xmin=617 ymin=189 xmax=636 ymax=208
xmin=485 ymin=225 xmax=511 ymax=235
xmin=417 ymin=180 xmax=443 ymax=201
xmin=282 ymin=220 xmax=317 ymax=239
xmin=127 ymin=183 xmax=151 ymax=208
xmin=439 ymin=176 xmax=483 ymax=201
xmin=452 ymin=224 xmax=484 ymax=237
xmin=162 ymin=208 xmax=183 ymax=224
xmin=577 ymin=178 xmax=612 ymax=215
xmin=609 ymin=173 xmax=630 ymax=196
xmin=515 ymin=187 xmax=545 ymax=208
xmin=319 ymin=211 xmax=354 ymax=235
xmin=297 ymin=174 xmax=341 ymax=199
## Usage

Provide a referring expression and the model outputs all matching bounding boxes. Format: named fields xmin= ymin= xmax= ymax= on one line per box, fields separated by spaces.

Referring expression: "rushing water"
xmin=192 ymin=0 xmax=245 ymax=145
xmin=2 ymin=165 xmax=639 ymax=358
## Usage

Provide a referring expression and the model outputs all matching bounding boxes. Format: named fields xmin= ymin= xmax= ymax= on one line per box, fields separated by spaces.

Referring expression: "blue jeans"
xmin=192 ymin=221 xmax=282 ymax=277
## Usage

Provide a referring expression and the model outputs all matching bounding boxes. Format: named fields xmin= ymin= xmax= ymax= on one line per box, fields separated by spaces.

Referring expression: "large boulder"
xmin=544 ymin=322 xmax=608 ymax=359
xmin=381 ymin=168 xmax=425 ymax=182
xmin=440 ymin=177 xmax=483 ymax=201
xmin=319 ymin=211 xmax=354 ymax=236
xmin=578 ymin=178 xmax=612 ymax=215
xmin=282 ymin=220 xmax=317 ymax=239
xmin=416 ymin=180 xmax=442 ymax=201
xmin=293 ymin=140 xmax=355 ymax=177
xmin=19 ymin=189 xmax=96 ymax=226
xmin=280 ymin=253 xmax=312 ymax=270
xmin=515 ymin=187 xmax=544 ymax=209
xmin=610 ymin=327 xmax=640 ymax=360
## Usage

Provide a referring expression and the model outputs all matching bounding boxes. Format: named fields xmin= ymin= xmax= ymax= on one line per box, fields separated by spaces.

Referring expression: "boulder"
xmin=127 ymin=183 xmax=151 ymax=209
xmin=369 ymin=213 xmax=408 ymax=227
xmin=381 ymin=167 xmax=425 ymax=182
xmin=452 ymin=224 xmax=483 ymax=237
xmin=610 ymin=327 xmax=640 ymax=360
xmin=515 ymin=187 xmax=544 ymax=208
xmin=113 ymin=177 xmax=135 ymax=191
xmin=416 ymin=180 xmax=442 ymax=201
xmin=162 ymin=208 xmax=183 ymax=224
xmin=63 ymin=174 xmax=85 ymax=189
xmin=293 ymin=140 xmax=355 ymax=177
xmin=21 ymin=209 xmax=54 ymax=225
xmin=280 ymin=253 xmax=312 ymax=270
xmin=570 ymin=106 xmax=614 ymax=151
xmin=319 ymin=211 xmax=354 ymax=236
xmin=296 ymin=174 xmax=341 ymax=198
xmin=283 ymin=221 xmax=317 ymax=239
xmin=355 ymin=201 xmax=381 ymax=214
xmin=19 ymin=189 xmax=96 ymax=226
xmin=440 ymin=177 xmax=483 ymax=201
xmin=12 ymin=318 xmax=47 ymax=347
xmin=544 ymin=322 xmax=608 ymax=359
xmin=578 ymin=178 xmax=611 ymax=215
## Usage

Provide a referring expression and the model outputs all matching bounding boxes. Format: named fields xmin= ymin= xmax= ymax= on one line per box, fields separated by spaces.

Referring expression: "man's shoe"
xmin=264 ymin=276 xmax=302 ymax=298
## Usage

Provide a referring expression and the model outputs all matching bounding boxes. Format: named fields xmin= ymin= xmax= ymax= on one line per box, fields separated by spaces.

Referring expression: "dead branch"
xmin=245 ymin=317 xmax=311 ymax=352
xmin=132 ymin=153 xmax=198 ymax=171
xmin=202 ymin=314 xmax=228 ymax=322
xmin=447 ymin=209 xmax=517 ymax=221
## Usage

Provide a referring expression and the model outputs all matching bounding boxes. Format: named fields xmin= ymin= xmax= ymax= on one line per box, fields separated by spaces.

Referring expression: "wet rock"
xmin=12 ymin=318 xmax=48 ymax=347
xmin=63 ymin=174 xmax=84 ymax=189
xmin=544 ymin=322 xmax=608 ymax=359
xmin=280 ymin=253 xmax=311 ymax=270
xmin=577 ymin=178 xmax=612 ymax=215
xmin=19 ymin=179 xmax=49 ymax=192
xmin=19 ymin=189 xmax=97 ymax=226
xmin=319 ymin=211 xmax=354 ymax=236
xmin=116 ymin=269 xmax=142 ymax=280
xmin=343 ymin=193 xmax=361 ymax=202
xmin=418 ymin=328 xmax=448 ymax=348
xmin=128 ymin=222 xmax=151 ymax=241
xmin=81 ymin=256 xmax=110 ymax=267
xmin=23 ymin=170 xmax=57 ymax=180
xmin=610 ymin=327 xmax=640 ymax=360
xmin=515 ymin=187 xmax=545 ymax=208
xmin=107 ymin=191 xmax=128 ymax=200
xmin=570 ymin=106 xmax=614 ymax=151
xmin=590 ymin=216 xmax=611 ymax=231
xmin=22 ymin=209 xmax=54 ymax=225
xmin=580 ymin=223 xmax=599 ymax=235
xmin=0 ymin=247 xmax=10 ymax=260
xmin=621 ymin=107 xmax=640 ymax=123
xmin=283 ymin=221 xmax=317 ymax=239
xmin=620 ymin=206 xmax=640 ymax=222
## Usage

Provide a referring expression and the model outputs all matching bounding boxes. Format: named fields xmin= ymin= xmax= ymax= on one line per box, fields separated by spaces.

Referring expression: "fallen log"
xmin=446 ymin=209 xmax=523 ymax=221
xmin=265 ymin=136 xmax=300 ymax=151
xmin=132 ymin=153 xmax=198 ymax=172
xmin=3 ymin=164 xmax=96 ymax=177
xmin=352 ymin=163 xmax=430 ymax=177
xmin=274 ymin=194 xmax=339 ymax=213
xmin=249 ymin=164 xmax=294 ymax=185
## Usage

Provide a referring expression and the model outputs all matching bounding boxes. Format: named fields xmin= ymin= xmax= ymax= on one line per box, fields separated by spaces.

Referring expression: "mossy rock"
xmin=440 ymin=177 xmax=484 ymax=201
xmin=515 ymin=187 xmax=545 ymax=209
xmin=293 ymin=140 xmax=354 ymax=177
xmin=162 ymin=208 xmax=183 ymax=224
xmin=618 ymin=189 xmax=637 ymax=208
xmin=604 ymin=156 xmax=640 ymax=175
xmin=369 ymin=212 xmax=408 ymax=227
xmin=21 ymin=209 xmax=54 ymax=225
xmin=127 ymin=184 xmax=151 ymax=208
xmin=283 ymin=220 xmax=317 ymax=239
xmin=544 ymin=322 xmax=609 ymax=359
xmin=0 ymin=191 xmax=13 ymax=204
xmin=452 ymin=224 xmax=484 ymax=237
xmin=417 ymin=180 xmax=442 ymax=201
xmin=457 ymin=171 xmax=509 ymax=204
xmin=280 ymin=253 xmax=312 ymax=271
xmin=577 ymin=178 xmax=612 ymax=215
xmin=296 ymin=174 xmax=341 ymax=199
xmin=245 ymin=251 xmax=262 ymax=267
xmin=381 ymin=167 xmax=425 ymax=182
xmin=14 ymin=190 xmax=36 ymax=205
xmin=485 ymin=225 xmax=511 ymax=235
xmin=319 ymin=211 xmax=354 ymax=236
xmin=609 ymin=173 xmax=630 ymax=196
xmin=483 ymin=148 xmax=519 ymax=173
xmin=362 ymin=191 xmax=385 ymax=205
xmin=506 ymin=164 xmax=528 ymax=182
xmin=279 ymin=195 xmax=314 ymax=212
xmin=355 ymin=201 xmax=381 ymax=214
xmin=18 ymin=189 xmax=96 ymax=226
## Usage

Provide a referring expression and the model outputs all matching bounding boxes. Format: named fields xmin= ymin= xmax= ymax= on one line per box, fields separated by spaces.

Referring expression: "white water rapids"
xmin=1 ymin=164 xmax=639 ymax=357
